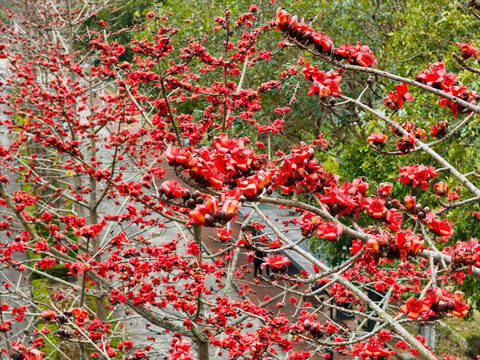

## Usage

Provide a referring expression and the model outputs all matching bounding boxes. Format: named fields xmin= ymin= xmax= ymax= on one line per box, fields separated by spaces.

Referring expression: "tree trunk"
xmin=196 ymin=339 xmax=209 ymax=360
xmin=418 ymin=322 xmax=436 ymax=350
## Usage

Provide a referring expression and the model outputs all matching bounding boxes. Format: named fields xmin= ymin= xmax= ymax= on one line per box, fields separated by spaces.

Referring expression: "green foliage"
xmin=32 ymin=279 xmax=62 ymax=359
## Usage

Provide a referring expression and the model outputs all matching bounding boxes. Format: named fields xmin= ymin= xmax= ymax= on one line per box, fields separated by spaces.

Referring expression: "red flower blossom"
xmin=217 ymin=227 xmax=232 ymax=242
xmin=363 ymin=196 xmax=386 ymax=218
xmin=414 ymin=128 xmax=426 ymax=141
xmin=367 ymin=133 xmax=387 ymax=147
xmin=430 ymin=121 xmax=449 ymax=138
xmin=335 ymin=42 xmax=377 ymax=67
xmin=71 ymin=307 xmax=89 ymax=327
xmin=404 ymin=195 xmax=417 ymax=211
xmin=439 ymin=83 xmax=476 ymax=118
xmin=416 ymin=61 xmax=447 ymax=87
xmin=311 ymin=32 xmax=334 ymax=53
xmin=377 ymin=182 xmax=393 ymax=198
xmin=316 ymin=221 xmax=343 ymax=241
xmin=456 ymin=42 xmax=479 ymax=60
xmin=395 ymin=82 xmax=414 ymax=108
xmin=392 ymin=231 xmax=424 ymax=261
xmin=424 ymin=212 xmax=454 ymax=238
xmin=434 ymin=182 xmax=449 ymax=197
xmin=263 ymin=254 xmax=290 ymax=273
xmin=275 ymin=7 xmax=290 ymax=31
xmin=385 ymin=83 xmax=414 ymax=109
xmin=40 ymin=310 xmax=56 ymax=322
xmin=397 ymin=164 xmax=438 ymax=190
xmin=400 ymin=297 xmax=430 ymax=320
xmin=396 ymin=134 xmax=416 ymax=154
xmin=303 ymin=63 xmax=343 ymax=99
xmin=447 ymin=191 xmax=460 ymax=201
xmin=451 ymin=291 xmax=469 ymax=317
xmin=160 ymin=179 xmax=187 ymax=199
xmin=165 ymin=146 xmax=192 ymax=166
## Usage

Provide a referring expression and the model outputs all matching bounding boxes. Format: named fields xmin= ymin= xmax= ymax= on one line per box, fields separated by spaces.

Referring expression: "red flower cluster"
xmin=239 ymin=171 xmax=271 ymax=201
xmin=303 ymin=62 xmax=343 ymax=99
xmin=363 ymin=230 xmax=423 ymax=262
xmin=396 ymin=164 xmax=438 ymax=191
xmin=439 ymin=83 xmax=477 ymax=117
xmin=165 ymin=146 xmax=192 ymax=167
xmin=433 ymin=181 xmax=449 ymax=197
xmin=401 ymin=288 xmax=469 ymax=320
xmin=263 ymin=254 xmax=290 ymax=273
xmin=424 ymin=212 xmax=454 ymax=239
xmin=160 ymin=179 xmax=187 ymax=199
xmin=456 ymin=42 xmax=479 ymax=60
xmin=429 ymin=121 xmax=449 ymax=138
xmin=351 ymin=336 xmax=392 ymax=360
xmin=166 ymin=135 xmax=266 ymax=190
xmin=443 ymin=238 xmax=480 ymax=272
xmin=334 ymin=42 xmax=378 ymax=67
xmin=275 ymin=8 xmax=377 ymax=67
xmin=316 ymin=221 xmax=343 ymax=241
xmin=367 ymin=133 xmax=387 ymax=148
xmin=363 ymin=196 xmax=387 ymax=218
xmin=415 ymin=61 xmax=477 ymax=117
xmin=274 ymin=143 xmax=337 ymax=194
xmin=415 ymin=62 xmax=454 ymax=89
xmin=384 ymin=83 xmax=414 ymax=110
xmin=400 ymin=296 xmax=430 ymax=320
xmin=190 ymin=196 xmax=240 ymax=227
xmin=217 ymin=227 xmax=232 ymax=242
xmin=395 ymin=134 xmax=417 ymax=154
xmin=276 ymin=9 xmax=334 ymax=54
xmin=299 ymin=212 xmax=322 ymax=237
xmin=320 ymin=178 xmax=368 ymax=219
xmin=10 ymin=343 xmax=43 ymax=360
xmin=71 ymin=307 xmax=89 ymax=327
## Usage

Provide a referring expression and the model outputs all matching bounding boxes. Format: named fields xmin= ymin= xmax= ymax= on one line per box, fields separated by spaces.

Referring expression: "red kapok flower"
xmin=316 ymin=221 xmax=343 ymax=241
xmin=451 ymin=291 xmax=469 ymax=317
xmin=456 ymin=42 xmax=479 ymax=60
xmin=377 ymin=182 xmax=393 ymax=198
xmin=434 ymin=182 xmax=449 ymax=197
xmin=367 ymin=133 xmax=387 ymax=147
xmin=404 ymin=195 xmax=417 ymax=211
xmin=430 ymin=121 xmax=449 ymax=138
xmin=71 ymin=307 xmax=89 ymax=327
xmin=165 ymin=146 xmax=192 ymax=166
xmin=395 ymin=82 xmax=414 ymax=108
xmin=217 ymin=227 xmax=232 ymax=242
xmin=400 ymin=297 xmax=430 ymax=320
xmin=264 ymin=254 xmax=290 ymax=273
xmin=447 ymin=191 xmax=460 ymax=202
xmin=397 ymin=164 xmax=438 ymax=191
xmin=40 ymin=310 xmax=56 ymax=322
xmin=384 ymin=91 xmax=398 ymax=110
xmin=363 ymin=196 xmax=386 ymax=218
xmin=160 ymin=179 xmax=187 ymax=199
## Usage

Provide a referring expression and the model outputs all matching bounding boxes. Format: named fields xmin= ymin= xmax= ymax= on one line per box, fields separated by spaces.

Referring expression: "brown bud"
xmin=182 ymin=190 xmax=191 ymax=201
xmin=186 ymin=199 xmax=196 ymax=209
xmin=415 ymin=204 xmax=422 ymax=214
xmin=10 ymin=350 xmax=23 ymax=360
xmin=204 ymin=214 xmax=215 ymax=227
xmin=215 ymin=210 xmax=226 ymax=222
